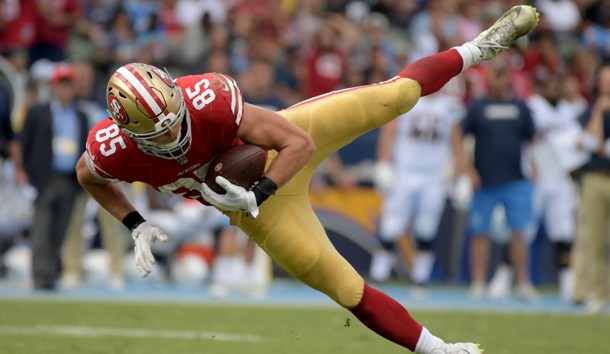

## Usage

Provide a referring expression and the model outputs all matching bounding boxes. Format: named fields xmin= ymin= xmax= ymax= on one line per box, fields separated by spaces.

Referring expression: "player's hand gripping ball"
xmin=204 ymin=144 xmax=266 ymax=194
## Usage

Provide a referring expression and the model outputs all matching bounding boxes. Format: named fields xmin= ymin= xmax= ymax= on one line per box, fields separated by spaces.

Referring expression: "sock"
xmin=415 ymin=327 xmax=445 ymax=354
xmin=398 ymin=49 xmax=463 ymax=96
xmin=350 ymin=283 xmax=423 ymax=351
xmin=452 ymin=42 xmax=484 ymax=71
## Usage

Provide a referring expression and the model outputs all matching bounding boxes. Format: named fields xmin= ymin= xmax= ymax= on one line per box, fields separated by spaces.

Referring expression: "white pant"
xmin=379 ymin=173 xmax=446 ymax=242
xmin=530 ymin=176 xmax=576 ymax=242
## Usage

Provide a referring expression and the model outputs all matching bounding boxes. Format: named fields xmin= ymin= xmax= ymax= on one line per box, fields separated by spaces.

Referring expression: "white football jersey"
xmin=527 ymin=94 xmax=582 ymax=178
xmin=528 ymin=94 xmax=581 ymax=136
xmin=391 ymin=93 xmax=465 ymax=174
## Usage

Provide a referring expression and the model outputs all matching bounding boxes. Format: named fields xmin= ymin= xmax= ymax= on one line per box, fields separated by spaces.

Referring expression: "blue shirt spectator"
xmin=50 ymin=99 xmax=80 ymax=174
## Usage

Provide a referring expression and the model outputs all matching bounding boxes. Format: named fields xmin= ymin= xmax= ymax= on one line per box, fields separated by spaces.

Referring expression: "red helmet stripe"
xmin=115 ymin=65 xmax=166 ymax=121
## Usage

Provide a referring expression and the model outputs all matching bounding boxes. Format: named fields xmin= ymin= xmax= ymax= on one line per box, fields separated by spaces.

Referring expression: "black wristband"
xmin=251 ymin=176 xmax=278 ymax=206
xmin=122 ymin=211 xmax=146 ymax=231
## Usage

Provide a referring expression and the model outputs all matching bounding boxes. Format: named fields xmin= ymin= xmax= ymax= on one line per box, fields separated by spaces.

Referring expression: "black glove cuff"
xmin=251 ymin=176 xmax=278 ymax=206
xmin=122 ymin=211 xmax=146 ymax=231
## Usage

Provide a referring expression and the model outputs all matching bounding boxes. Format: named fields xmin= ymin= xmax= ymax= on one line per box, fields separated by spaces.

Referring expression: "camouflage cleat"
xmin=472 ymin=5 xmax=539 ymax=62
xmin=430 ymin=342 xmax=484 ymax=354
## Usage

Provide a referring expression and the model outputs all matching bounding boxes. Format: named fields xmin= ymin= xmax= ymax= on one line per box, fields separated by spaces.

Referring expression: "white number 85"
xmin=95 ymin=125 xmax=126 ymax=156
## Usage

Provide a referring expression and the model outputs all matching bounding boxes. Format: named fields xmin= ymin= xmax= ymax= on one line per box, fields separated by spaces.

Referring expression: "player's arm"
xmin=451 ymin=124 xmax=480 ymax=189
xmin=8 ymin=140 xmax=28 ymax=184
xmin=237 ymin=103 xmax=315 ymax=188
xmin=76 ymin=154 xmax=167 ymax=277
xmin=201 ymin=103 xmax=314 ymax=216
xmin=75 ymin=154 xmax=136 ymax=221
xmin=586 ymin=95 xmax=610 ymax=154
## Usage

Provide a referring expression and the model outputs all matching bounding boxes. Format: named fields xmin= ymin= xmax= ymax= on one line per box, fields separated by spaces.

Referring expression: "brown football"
xmin=204 ymin=144 xmax=266 ymax=194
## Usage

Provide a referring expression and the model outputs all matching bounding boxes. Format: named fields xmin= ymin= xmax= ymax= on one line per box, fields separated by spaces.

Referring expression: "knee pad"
xmin=295 ymin=252 xmax=365 ymax=309
xmin=394 ymin=78 xmax=421 ymax=115
xmin=334 ymin=270 xmax=366 ymax=309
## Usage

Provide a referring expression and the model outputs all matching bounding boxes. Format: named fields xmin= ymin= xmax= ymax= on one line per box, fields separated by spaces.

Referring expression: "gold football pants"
xmin=228 ymin=78 xmax=421 ymax=308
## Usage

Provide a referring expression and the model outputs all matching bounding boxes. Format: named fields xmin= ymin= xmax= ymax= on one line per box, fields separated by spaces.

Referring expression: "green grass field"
xmin=0 ymin=299 xmax=607 ymax=354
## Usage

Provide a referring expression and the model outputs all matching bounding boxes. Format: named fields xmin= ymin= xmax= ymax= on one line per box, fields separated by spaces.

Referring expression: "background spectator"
xmin=527 ymin=73 xmax=583 ymax=302
xmin=20 ymin=64 xmax=88 ymax=290
xmin=453 ymin=61 xmax=537 ymax=301
xmin=29 ymin=0 xmax=82 ymax=64
xmin=60 ymin=61 xmax=126 ymax=290
xmin=572 ymin=62 xmax=610 ymax=313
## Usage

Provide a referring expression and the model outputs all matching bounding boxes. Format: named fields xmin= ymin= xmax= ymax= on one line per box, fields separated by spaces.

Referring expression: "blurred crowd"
xmin=0 ymin=0 xmax=609 ymax=310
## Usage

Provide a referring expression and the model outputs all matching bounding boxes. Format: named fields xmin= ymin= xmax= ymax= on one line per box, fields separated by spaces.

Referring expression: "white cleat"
xmin=469 ymin=283 xmax=486 ymax=300
xmin=487 ymin=264 xmax=513 ymax=300
xmin=515 ymin=283 xmax=540 ymax=302
xmin=209 ymin=282 xmax=231 ymax=298
xmin=431 ymin=342 xmax=484 ymax=354
xmin=369 ymin=249 xmax=395 ymax=283
xmin=471 ymin=5 xmax=540 ymax=63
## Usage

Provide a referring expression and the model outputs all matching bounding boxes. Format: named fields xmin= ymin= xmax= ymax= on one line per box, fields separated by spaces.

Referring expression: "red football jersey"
xmin=85 ymin=73 xmax=244 ymax=204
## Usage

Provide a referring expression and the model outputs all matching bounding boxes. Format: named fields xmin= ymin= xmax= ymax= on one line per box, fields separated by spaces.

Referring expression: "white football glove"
xmin=373 ymin=161 xmax=394 ymax=194
xmin=131 ymin=222 xmax=168 ymax=277
xmin=201 ymin=176 xmax=259 ymax=218
xmin=451 ymin=174 xmax=473 ymax=212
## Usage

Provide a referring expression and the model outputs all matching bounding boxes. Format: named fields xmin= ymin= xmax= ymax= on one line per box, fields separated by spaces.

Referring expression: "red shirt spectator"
xmin=32 ymin=0 xmax=81 ymax=56
xmin=522 ymin=31 xmax=563 ymax=81
xmin=303 ymin=22 xmax=345 ymax=98
xmin=0 ymin=0 xmax=36 ymax=53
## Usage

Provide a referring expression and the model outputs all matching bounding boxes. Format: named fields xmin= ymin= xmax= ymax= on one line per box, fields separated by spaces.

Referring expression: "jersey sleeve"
xmin=214 ymin=73 xmax=244 ymax=128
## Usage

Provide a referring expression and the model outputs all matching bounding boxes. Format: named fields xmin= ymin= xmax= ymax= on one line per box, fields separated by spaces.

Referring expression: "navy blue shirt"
xmin=579 ymin=105 xmax=610 ymax=172
xmin=463 ymin=97 xmax=535 ymax=187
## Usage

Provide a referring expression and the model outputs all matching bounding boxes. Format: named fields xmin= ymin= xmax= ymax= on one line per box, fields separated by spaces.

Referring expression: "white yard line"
xmin=0 ymin=325 xmax=262 ymax=342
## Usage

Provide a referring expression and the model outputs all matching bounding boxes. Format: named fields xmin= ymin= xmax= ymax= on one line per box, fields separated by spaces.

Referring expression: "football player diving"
xmin=76 ymin=6 xmax=539 ymax=354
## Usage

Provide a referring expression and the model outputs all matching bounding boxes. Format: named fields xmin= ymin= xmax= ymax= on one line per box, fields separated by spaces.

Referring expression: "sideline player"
xmin=369 ymin=85 xmax=465 ymax=296
xmin=76 ymin=6 xmax=539 ymax=354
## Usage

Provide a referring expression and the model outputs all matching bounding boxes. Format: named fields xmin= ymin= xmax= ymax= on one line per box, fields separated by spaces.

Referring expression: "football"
xmin=204 ymin=144 xmax=266 ymax=194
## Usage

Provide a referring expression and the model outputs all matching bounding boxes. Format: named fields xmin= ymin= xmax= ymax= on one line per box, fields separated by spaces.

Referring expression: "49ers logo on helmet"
xmin=107 ymin=94 xmax=129 ymax=124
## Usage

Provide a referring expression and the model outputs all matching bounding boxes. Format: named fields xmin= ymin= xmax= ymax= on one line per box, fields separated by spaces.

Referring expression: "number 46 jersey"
xmin=84 ymin=73 xmax=245 ymax=204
